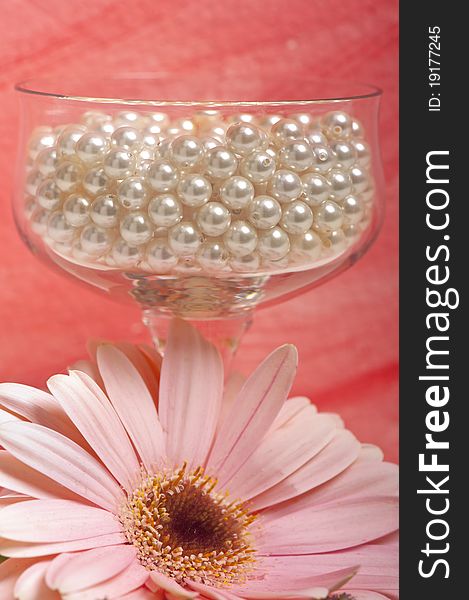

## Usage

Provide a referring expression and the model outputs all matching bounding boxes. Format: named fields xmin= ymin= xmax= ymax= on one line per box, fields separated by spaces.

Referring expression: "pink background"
xmin=0 ymin=0 xmax=398 ymax=461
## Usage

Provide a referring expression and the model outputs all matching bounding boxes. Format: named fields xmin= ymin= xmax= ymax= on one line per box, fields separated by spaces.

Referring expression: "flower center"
xmin=120 ymin=463 xmax=257 ymax=587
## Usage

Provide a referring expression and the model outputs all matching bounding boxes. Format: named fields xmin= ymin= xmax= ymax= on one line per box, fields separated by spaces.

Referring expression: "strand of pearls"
xmin=25 ymin=109 xmax=374 ymax=275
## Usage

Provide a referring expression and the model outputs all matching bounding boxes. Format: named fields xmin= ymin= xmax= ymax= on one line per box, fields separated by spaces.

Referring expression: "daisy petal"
xmin=271 ymin=397 xmax=314 ymax=430
xmin=97 ymin=344 xmax=165 ymax=471
xmin=13 ymin=560 xmax=59 ymax=600
xmin=115 ymin=342 xmax=161 ymax=404
xmin=359 ymin=444 xmax=385 ymax=462
xmin=208 ymin=344 xmax=297 ymax=485
xmin=0 ymin=499 xmax=121 ymax=542
xmin=48 ymin=371 xmax=140 ymax=490
xmin=187 ymin=581 xmax=241 ymax=599
xmin=260 ymin=496 xmax=398 ymax=554
xmin=159 ymin=319 xmax=224 ymax=468
xmin=0 ymin=408 xmax=21 ymax=425
xmin=150 ymin=571 xmax=198 ymax=598
xmin=342 ymin=592 xmax=391 ymax=600
xmin=46 ymin=545 xmax=137 ymax=593
xmin=69 ymin=359 xmax=104 ymax=388
xmin=0 ymin=421 xmax=123 ymax=511
xmin=119 ymin=588 xmax=161 ymax=600
xmin=0 ymin=557 xmax=38 ymax=598
xmin=0 ymin=533 xmax=126 ymax=557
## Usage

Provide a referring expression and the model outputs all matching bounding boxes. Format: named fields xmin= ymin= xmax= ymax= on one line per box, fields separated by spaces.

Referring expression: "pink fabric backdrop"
xmin=0 ymin=0 xmax=398 ymax=461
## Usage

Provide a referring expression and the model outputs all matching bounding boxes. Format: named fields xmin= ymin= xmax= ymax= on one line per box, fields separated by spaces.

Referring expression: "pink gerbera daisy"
xmin=0 ymin=320 xmax=398 ymax=600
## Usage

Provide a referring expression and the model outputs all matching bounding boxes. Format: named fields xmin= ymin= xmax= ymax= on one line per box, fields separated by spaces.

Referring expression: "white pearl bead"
xmin=63 ymin=193 xmax=91 ymax=226
xmin=47 ymin=211 xmax=75 ymax=242
xmin=301 ymin=173 xmax=331 ymax=207
xmin=135 ymin=159 xmax=154 ymax=176
xmin=343 ymin=222 xmax=362 ymax=243
xmin=206 ymin=146 xmax=238 ymax=179
xmin=82 ymin=111 xmax=112 ymax=129
xmin=342 ymin=194 xmax=364 ymax=224
xmin=330 ymin=140 xmax=356 ymax=168
xmin=172 ymin=118 xmax=196 ymax=134
xmin=200 ymin=136 xmax=221 ymax=152
xmin=169 ymin=221 xmax=203 ymax=255
xmin=148 ymin=194 xmax=183 ymax=227
xmin=240 ymin=150 xmax=276 ymax=183
xmin=25 ymin=169 xmax=44 ymax=195
xmin=306 ymin=128 xmax=328 ymax=146
xmin=328 ymin=168 xmax=352 ymax=200
xmin=147 ymin=159 xmax=179 ymax=192
xmin=111 ymin=238 xmax=142 ymax=268
xmin=351 ymin=119 xmax=364 ymax=137
xmin=114 ymin=111 xmax=141 ymax=126
xmin=103 ymin=149 xmax=136 ymax=179
xmin=170 ymin=135 xmax=204 ymax=168
xmin=197 ymin=240 xmax=229 ymax=271
xmin=248 ymin=195 xmax=282 ymax=229
xmin=226 ymin=123 xmax=264 ymax=156
xmin=349 ymin=165 xmax=369 ymax=193
xmin=149 ymin=112 xmax=170 ymax=129
xmin=269 ymin=169 xmax=302 ymax=203
xmin=351 ymin=139 xmax=371 ymax=167
xmin=257 ymin=114 xmax=282 ymax=129
xmin=279 ymin=141 xmax=314 ymax=172
xmin=146 ymin=238 xmax=178 ymax=272
xmin=315 ymin=200 xmax=344 ymax=231
xmin=227 ymin=113 xmax=255 ymax=124
xmin=288 ymin=113 xmax=315 ymax=127
xmin=280 ymin=200 xmax=313 ymax=234
xmin=35 ymin=147 xmax=59 ymax=176
xmin=156 ymin=138 xmax=173 ymax=159
xmin=56 ymin=125 xmax=86 ymax=157
xmin=219 ymin=176 xmax=254 ymax=210
xmin=291 ymin=230 xmax=322 ymax=261
xmin=28 ymin=128 xmax=56 ymax=159
xmin=271 ymin=119 xmax=304 ymax=145
xmin=118 ymin=177 xmax=148 ymax=209
xmin=120 ymin=213 xmax=153 ymax=245
xmin=310 ymin=144 xmax=335 ymax=173
xmin=76 ymin=132 xmax=110 ymax=164
xmin=321 ymin=111 xmax=353 ymax=138
xmin=224 ymin=221 xmax=258 ymax=257
xmin=111 ymin=127 xmax=142 ymax=151
xmin=55 ymin=161 xmax=83 ymax=193
xmin=257 ymin=227 xmax=290 ymax=260
xmin=196 ymin=202 xmax=231 ymax=236
xmin=90 ymin=194 xmax=119 ymax=228
xmin=177 ymin=174 xmax=212 ymax=207
xmin=30 ymin=207 xmax=49 ymax=235
xmin=82 ymin=167 xmax=110 ymax=196
xmin=325 ymin=228 xmax=347 ymax=254
xmin=230 ymin=252 xmax=261 ymax=272
xmin=37 ymin=178 xmax=62 ymax=210
xmin=80 ymin=224 xmax=114 ymax=256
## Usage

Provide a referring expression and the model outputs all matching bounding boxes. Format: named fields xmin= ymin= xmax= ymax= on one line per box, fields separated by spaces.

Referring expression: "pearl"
xmin=320 ymin=111 xmax=353 ymax=138
xmin=111 ymin=238 xmax=142 ymax=268
xmin=90 ymin=194 xmax=119 ymax=228
xmin=200 ymin=136 xmax=221 ymax=152
xmin=325 ymin=228 xmax=347 ymax=254
xmin=342 ymin=194 xmax=364 ymax=224
xmin=172 ymin=118 xmax=196 ymax=134
xmin=330 ymin=140 xmax=356 ymax=168
xmin=149 ymin=112 xmax=170 ymax=129
xmin=63 ymin=193 xmax=91 ymax=227
xmin=224 ymin=221 xmax=258 ymax=257
xmin=227 ymin=113 xmax=255 ymax=124
xmin=147 ymin=159 xmax=179 ymax=192
xmin=257 ymin=114 xmax=282 ymax=129
xmin=55 ymin=161 xmax=83 ymax=193
xmin=279 ymin=141 xmax=313 ymax=172
xmin=352 ymin=139 xmax=371 ymax=167
xmin=28 ymin=128 xmax=56 ymax=159
xmin=306 ymin=128 xmax=328 ymax=146
xmin=82 ymin=111 xmax=112 ymax=129
xmin=76 ymin=132 xmax=110 ymax=164
xmin=310 ymin=144 xmax=335 ymax=173
xmin=56 ymin=125 xmax=86 ymax=157
xmin=291 ymin=230 xmax=322 ymax=261
xmin=177 ymin=174 xmax=212 ymax=207
xmin=80 ymin=224 xmax=114 ymax=256
xmin=170 ymin=135 xmax=204 ymax=168
xmin=248 ymin=195 xmax=282 ymax=229
xmin=141 ymin=134 xmax=161 ymax=151
xmin=328 ymin=168 xmax=352 ymax=200
xmin=25 ymin=169 xmax=44 ymax=195
xmin=349 ymin=165 xmax=369 ymax=193
xmin=82 ymin=167 xmax=110 ymax=196
xmin=351 ymin=119 xmax=364 ymax=138
xmin=30 ymin=207 xmax=49 ymax=235
xmin=111 ymin=127 xmax=142 ymax=151
xmin=288 ymin=113 xmax=315 ymax=127
xmin=206 ymin=146 xmax=238 ymax=179
xmin=103 ymin=149 xmax=136 ymax=179
xmin=146 ymin=238 xmax=178 ymax=272
xmin=197 ymin=240 xmax=229 ymax=271
xmin=118 ymin=177 xmax=148 ymax=210
xmin=257 ymin=227 xmax=290 ymax=260
xmin=315 ymin=200 xmax=344 ymax=231
xmin=230 ymin=252 xmax=261 ymax=272
xmin=301 ymin=173 xmax=331 ymax=207
xmin=37 ymin=178 xmax=62 ymax=210
xmin=343 ymin=222 xmax=362 ymax=243
xmin=35 ymin=147 xmax=59 ymax=176
xmin=47 ymin=211 xmax=75 ymax=242
xmin=120 ymin=213 xmax=153 ymax=246
xmin=226 ymin=123 xmax=264 ymax=156
xmin=196 ymin=202 xmax=231 ymax=236
xmin=148 ymin=194 xmax=183 ymax=227
xmin=271 ymin=119 xmax=304 ymax=145
xmin=269 ymin=169 xmax=302 ymax=203
xmin=169 ymin=221 xmax=202 ymax=255
xmin=219 ymin=176 xmax=254 ymax=210
xmin=280 ymin=200 xmax=314 ymax=234
xmin=240 ymin=150 xmax=276 ymax=183
xmin=156 ymin=138 xmax=173 ymax=159
xmin=114 ymin=111 xmax=141 ymax=126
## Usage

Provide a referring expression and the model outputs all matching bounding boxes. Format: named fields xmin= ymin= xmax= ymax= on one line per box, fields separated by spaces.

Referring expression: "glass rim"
xmin=15 ymin=75 xmax=382 ymax=107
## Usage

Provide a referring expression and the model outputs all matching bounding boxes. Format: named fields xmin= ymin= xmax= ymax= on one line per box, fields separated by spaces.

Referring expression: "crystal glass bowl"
xmin=13 ymin=75 xmax=384 ymax=364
